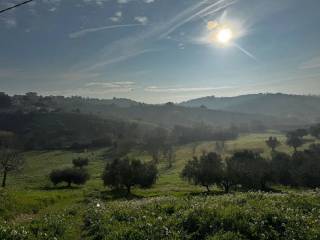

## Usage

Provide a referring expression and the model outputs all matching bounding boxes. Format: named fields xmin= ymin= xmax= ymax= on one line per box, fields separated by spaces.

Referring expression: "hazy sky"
xmin=1 ymin=0 xmax=320 ymax=103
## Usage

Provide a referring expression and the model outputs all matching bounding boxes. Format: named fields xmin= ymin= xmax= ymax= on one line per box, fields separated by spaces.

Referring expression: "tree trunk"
xmin=126 ymin=185 xmax=131 ymax=196
xmin=67 ymin=181 xmax=71 ymax=187
xmin=205 ymin=185 xmax=210 ymax=192
xmin=1 ymin=170 xmax=7 ymax=188
xmin=223 ymin=183 xmax=229 ymax=193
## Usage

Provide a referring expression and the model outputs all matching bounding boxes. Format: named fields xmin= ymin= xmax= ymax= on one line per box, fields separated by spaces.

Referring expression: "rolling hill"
xmin=180 ymin=93 xmax=320 ymax=123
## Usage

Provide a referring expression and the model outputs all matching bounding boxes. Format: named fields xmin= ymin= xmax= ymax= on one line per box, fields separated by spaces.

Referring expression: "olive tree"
xmin=0 ymin=149 xmax=24 ymax=188
xmin=49 ymin=168 xmax=90 ymax=187
xmin=181 ymin=152 xmax=224 ymax=192
xmin=102 ymin=158 xmax=157 ymax=195
xmin=265 ymin=136 xmax=281 ymax=152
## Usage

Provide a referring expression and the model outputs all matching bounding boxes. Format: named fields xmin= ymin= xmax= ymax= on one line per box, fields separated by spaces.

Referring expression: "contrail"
xmin=69 ymin=24 xmax=145 ymax=39
xmin=233 ymin=43 xmax=259 ymax=62
xmin=160 ymin=0 xmax=235 ymax=38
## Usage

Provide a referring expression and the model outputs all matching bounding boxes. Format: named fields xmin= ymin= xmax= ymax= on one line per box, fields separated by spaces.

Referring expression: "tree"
xmin=309 ymin=124 xmax=320 ymax=139
xmin=227 ymin=150 xmax=270 ymax=190
xmin=143 ymin=128 xmax=168 ymax=163
xmin=0 ymin=149 xmax=24 ymax=188
xmin=290 ymin=147 xmax=320 ymax=188
xmin=102 ymin=158 xmax=157 ymax=195
xmin=0 ymin=92 xmax=11 ymax=109
xmin=270 ymin=152 xmax=293 ymax=186
xmin=290 ymin=129 xmax=308 ymax=138
xmin=181 ymin=152 xmax=224 ymax=192
xmin=286 ymin=135 xmax=304 ymax=152
xmin=49 ymin=168 xmax=90 ymax=187
xmin=163 ymin=144 xmax=175 ymax=168
xmin=72 ymin=157 xmax=89 ymax=169
xmin=265 ymin=136 xmax=281 ymax=152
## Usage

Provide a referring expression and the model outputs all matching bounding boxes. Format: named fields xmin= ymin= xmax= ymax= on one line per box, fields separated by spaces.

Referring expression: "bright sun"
xmin=217 ymin=28 xmax=233 ymax=44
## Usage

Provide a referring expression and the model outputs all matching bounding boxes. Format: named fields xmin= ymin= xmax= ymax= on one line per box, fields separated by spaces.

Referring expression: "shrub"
xmin=72 ymin=157 xmax=89 ymax=169
xmin=49 ymin=168 xmax=90 ymax=187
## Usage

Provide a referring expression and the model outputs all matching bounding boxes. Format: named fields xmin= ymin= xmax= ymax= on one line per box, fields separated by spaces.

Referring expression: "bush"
xmin=82 ymin=193 xmax=320 ymax=240
xmin=72 ymin=157 xmax=89 ymax=169
xmin=49 ymin=168 xmax=90 ymax=187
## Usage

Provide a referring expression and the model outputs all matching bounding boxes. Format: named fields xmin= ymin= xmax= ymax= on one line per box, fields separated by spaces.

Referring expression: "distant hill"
xmin=180 ymin=93 xmax=320 ymax=123
xmin=0 ymin=92 xmax=308 ymax=132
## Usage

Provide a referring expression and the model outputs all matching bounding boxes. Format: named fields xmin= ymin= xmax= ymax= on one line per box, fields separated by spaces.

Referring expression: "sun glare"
xmin=217 ymin=28 xmax=233 ymax=44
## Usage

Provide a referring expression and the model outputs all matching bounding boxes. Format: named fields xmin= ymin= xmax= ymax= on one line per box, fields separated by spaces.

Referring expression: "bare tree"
xmin=265 ymin=136 xmax=281 ymax=152
xmin=0 ymin=149 xmax=24 ymax=188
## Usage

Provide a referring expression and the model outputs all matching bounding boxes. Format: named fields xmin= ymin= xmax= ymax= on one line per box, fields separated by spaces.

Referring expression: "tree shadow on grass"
xmin=39 ymin=185 xmax=82 ymax=191
xmin=186 ymin=190 xmax=227 ymax=197
xmin=99 ymin=189 xmax=143 ymax=201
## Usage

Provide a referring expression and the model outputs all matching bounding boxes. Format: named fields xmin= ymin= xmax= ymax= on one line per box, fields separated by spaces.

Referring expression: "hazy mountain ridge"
xmin=180 ymin=93 xmax=320 ymax=123
xmin=0 ymin=92 xmax=307 ymax=130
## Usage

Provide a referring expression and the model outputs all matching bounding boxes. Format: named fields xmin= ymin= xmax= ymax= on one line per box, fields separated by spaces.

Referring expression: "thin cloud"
xmin=69 ymin=23 xmax=145 ymax=38
xmin=83 ymin=48 xmax=158 ymax=72
xmin=134 ymin=16 xmax=148 ymax=25
xmin=300 ymin=57 xmax=320 ymax=70
xmin=71 ymin=0 xmax=235 ymax=74
xmin=85 ymin=81 xmax=135 ymax=87
xmin=159 ymin=0 xmax=235 ymax=39
xmin=144 ymin=86 xmax=232 ymax=93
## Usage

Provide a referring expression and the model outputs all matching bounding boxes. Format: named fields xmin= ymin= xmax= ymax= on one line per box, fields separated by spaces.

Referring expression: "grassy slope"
xmin=1 ymin=132 xmax=319 ymax=238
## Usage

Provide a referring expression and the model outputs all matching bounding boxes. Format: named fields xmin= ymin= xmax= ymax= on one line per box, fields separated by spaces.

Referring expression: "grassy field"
xmin=1 ymin=132 xmax=319 ymax=239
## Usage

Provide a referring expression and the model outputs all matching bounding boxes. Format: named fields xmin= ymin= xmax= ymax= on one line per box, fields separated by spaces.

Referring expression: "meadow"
xmin=1 ymin=132 xmax=320 ymax=239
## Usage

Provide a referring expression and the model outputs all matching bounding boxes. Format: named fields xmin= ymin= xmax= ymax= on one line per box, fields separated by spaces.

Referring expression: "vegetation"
xmin=265 ymin=136 xmax=281 ymax=152
xmin=72 ymin=157 xmax=89 ymax=169
xmin=0 ymin=149 xmax=24 ymax=188
xmin=181 ymin=152 xmax=224 ymax=192
xmin=102 ymin=158 xmax=158 ymax=195
xmin=82 ymin=193 xmax=320 ymax=240
xmin=50 ymin=168 xmax=90 ymax=187
xmin=1 ymin=101 xmax=320 ymax=239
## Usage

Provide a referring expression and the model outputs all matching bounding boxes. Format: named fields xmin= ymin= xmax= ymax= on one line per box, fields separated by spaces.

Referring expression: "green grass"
xmin=1 ymin=132 xmax=319 ymax=239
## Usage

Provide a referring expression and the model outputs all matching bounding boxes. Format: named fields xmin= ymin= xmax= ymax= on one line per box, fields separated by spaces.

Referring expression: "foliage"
xmin=72 ymin=157 xmax=89 ymax=169
xmin=49 ymin=168 xmax=90 ymax=187
xmin=0 ymin=149 xmax=24 ymax=188
xmin=286 ymin=134 xmax=304 ymax=152
xmin=265 ymin=136 xmax=281 ymax=152
xmin=102 ymin=158 xmax=158 ymax=194
xmin=226 ymin=150 xmax=271 ymax=190
xmin=82 ymin=192 xmax=320 ymax=240
xmin=310 ymin=124 xmax=320 ymax=139
xmin=0 ymin=213 xmax=67 ymax=240
xmin=181 ymin=152 xmax=224 ymax=192
xmin=0 ymin=93 xmax=11 ymax=109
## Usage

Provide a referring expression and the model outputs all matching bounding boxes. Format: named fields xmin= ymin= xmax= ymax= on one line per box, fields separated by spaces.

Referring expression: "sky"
xmin=1 ymin=0 xmax=320 ymax=103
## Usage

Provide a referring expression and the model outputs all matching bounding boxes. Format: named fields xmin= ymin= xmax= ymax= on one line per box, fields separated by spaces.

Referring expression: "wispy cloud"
xmin=70 ymin=0 xmax=234 ymax=75
xmin=85 ymin=81 xmax=135 ymax=88
xmin=300 ymin=57 xmax=320 ymax=70
xmin=69 ymin=23 xmax=145 ymax=39
xmin=82 ymin=48 xmax=158 ymax=72
xmin=159 ymin=0 xmax=236 ymax=39
xmin=134 ymin=16 xmax=148 ymax=25
xmin=144 ymin=86 xmax=232 ymax=93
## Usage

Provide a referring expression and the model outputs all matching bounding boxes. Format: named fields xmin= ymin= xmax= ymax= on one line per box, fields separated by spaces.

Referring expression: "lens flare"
xmin=217 ymin=28 xmax=233 ymax=44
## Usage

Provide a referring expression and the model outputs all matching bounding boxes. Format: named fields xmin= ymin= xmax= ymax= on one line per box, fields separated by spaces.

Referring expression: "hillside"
xmin=1 ymin=92 xmax=305 ymax=130
xmin=180 ymin=93 xmax=320 ymax=123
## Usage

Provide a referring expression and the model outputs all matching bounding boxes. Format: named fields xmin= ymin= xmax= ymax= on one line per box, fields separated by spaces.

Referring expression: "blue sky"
xmin=1 ymin=0 xmax=320 ymax=103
